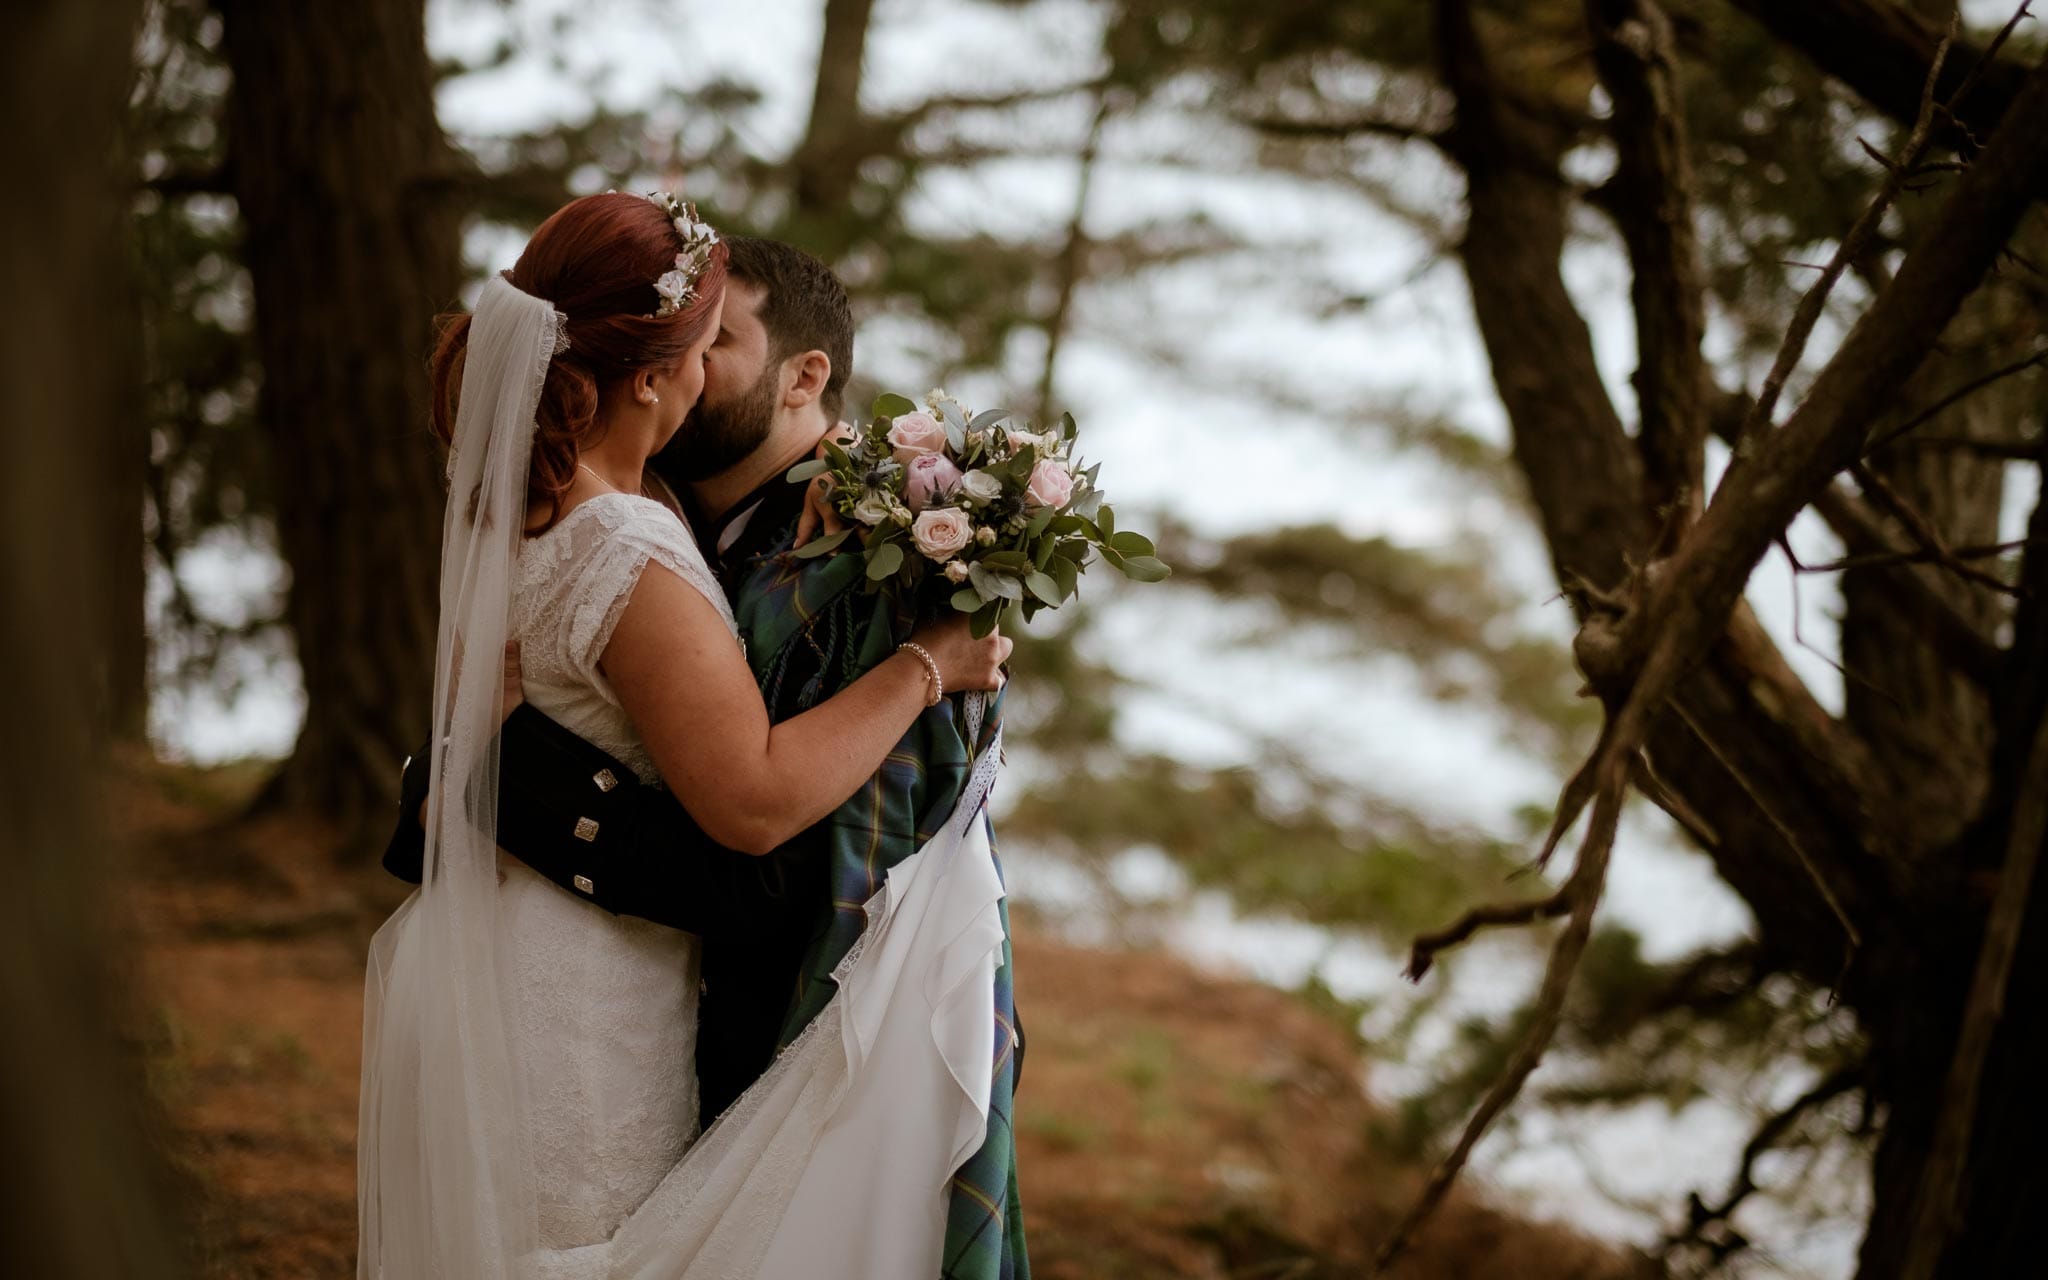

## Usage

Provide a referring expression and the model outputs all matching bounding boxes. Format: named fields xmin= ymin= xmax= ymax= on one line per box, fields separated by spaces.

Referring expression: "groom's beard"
xmin=660 ymin=363 xmax=780 ymax=483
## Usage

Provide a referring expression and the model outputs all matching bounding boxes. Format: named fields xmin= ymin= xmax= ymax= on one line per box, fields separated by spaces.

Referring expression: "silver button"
xmin=593 ymin=768 xmax=618 ymax=792
xmin=574 ymin=817 xmax=600 ymax=842
xmin=573 ymin=874 xmax=595 ymax=894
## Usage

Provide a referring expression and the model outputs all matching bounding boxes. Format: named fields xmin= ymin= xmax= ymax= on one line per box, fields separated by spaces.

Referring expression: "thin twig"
xmin=1373 ymin=763 xmax=1627 ymax=1273
xmin=1795 ymin=536 xmax=2040 ymax=578
xmin=1661 ymin=1065 xmax=1861 ymax=1266
xmin=1405 ymin=887 xmax=1573 ymax=981
xmin=1863 ymin=348 xmax=2048 ymax=456
xmin=1851 ymin=463 xmax=2023 ymax=597
xmin=1734 ymin=19 xmax=1957 ymax=444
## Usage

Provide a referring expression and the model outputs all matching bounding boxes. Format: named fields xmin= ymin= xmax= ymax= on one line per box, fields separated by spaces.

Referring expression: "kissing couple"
xmin=362 ymin=191 xmax=1030 ymax=1279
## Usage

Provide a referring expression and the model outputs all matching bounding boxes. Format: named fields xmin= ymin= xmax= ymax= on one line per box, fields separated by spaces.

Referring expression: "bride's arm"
xmin=602 ymin=563 xmax=1007 ymax=855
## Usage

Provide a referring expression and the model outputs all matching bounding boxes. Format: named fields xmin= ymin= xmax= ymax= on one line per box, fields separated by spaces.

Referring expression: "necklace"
xmin=577 ymin=462 xmax=615 ymax=491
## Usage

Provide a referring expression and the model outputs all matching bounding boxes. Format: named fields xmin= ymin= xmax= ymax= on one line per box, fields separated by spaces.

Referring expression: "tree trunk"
xmin=792 ymin=0 xmax=878 ymax=217
xmin=0 ymin=2 xmax=189 ymax=1273
xmin=215 ymin=0 xmax=463 ymax=834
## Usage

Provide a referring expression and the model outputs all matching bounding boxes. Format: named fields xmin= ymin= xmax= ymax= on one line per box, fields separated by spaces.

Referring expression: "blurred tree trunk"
xmin=792 ymin=0 xmax=877 ymax=220
xmin=214 ymin=0 xmax=462 ymax=833
xmin=0 ymin=1 xmax=187 ymax=1275
xmin=1422 ymin=1 xmax=2048 ymax=1273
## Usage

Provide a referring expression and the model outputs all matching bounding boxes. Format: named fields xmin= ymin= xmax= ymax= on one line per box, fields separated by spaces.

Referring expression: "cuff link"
xmin=593 ymin=768 xmax=618 ymax=792
xmin=573 ymin=874 xmax=595 ymax=894
xmin=574 ymin=816 xmax=600 ymax=842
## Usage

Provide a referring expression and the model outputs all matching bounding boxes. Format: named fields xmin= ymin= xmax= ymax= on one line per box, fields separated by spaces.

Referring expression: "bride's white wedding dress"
xmin=362 ymin=490 xmax=1007 ymax=1280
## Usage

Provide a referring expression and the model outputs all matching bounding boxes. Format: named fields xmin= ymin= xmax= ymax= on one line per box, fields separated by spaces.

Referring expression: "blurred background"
xmin=17 ymin=0 xmax=2041 ymax=1276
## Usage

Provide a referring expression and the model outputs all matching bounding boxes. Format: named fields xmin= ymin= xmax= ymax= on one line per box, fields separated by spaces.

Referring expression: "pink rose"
xmin=1023 ymin=458 xmax=1074 ymax=510
xmin=904 ymin=452 xmax=963 ymax=512
xmin=911 ymin=508 xmax=974 ymax=561
xmin=886 ymin=411 xmax=949 ymax=466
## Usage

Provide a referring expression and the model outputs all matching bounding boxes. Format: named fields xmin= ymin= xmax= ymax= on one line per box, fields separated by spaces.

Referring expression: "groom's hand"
xmin=792 ymin=420 xmax=856 ymax=550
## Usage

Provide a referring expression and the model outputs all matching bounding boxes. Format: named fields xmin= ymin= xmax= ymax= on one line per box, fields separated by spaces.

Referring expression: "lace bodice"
xmin=493 ymin=491 xmax=735 ymax=1250
xmin=513 ymin=492 xmax=736 ymax=783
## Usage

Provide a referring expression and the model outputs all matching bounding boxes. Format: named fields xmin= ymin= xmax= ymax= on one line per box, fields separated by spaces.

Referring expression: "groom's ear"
xmin=781 ymin=350 xmax=832 ymax=412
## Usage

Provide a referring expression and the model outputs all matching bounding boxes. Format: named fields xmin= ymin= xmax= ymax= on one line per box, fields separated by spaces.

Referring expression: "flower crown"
xmin=644 ymin=191 xmax=719 ymax=318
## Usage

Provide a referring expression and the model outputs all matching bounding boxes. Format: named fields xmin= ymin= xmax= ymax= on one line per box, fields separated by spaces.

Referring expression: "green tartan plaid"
xmin=727 ymin=519 xmax=1029 ymax=1280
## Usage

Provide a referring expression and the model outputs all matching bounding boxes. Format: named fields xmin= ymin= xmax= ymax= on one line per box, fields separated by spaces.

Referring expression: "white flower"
xmin=652 ymin=268 xmax=695 ymax=317
xmin=912 ymin=509 xmax=974 ymax=561
xmin=958 ymin=469 xmax=1004 ymax=504
xmin=974 ymin=525 xmax=997 ymax=547
xmin=851 ymin=491 xmax=895 ymax=527
xmin=943 ymin=560 xmax=970 ymax=583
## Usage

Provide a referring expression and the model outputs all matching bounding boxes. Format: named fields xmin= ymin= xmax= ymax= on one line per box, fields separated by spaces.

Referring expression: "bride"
xmin=357 ymin=192 xmax=1013 ymax=1278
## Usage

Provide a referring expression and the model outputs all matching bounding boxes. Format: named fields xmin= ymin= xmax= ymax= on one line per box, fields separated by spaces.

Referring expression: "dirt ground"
xmin=115 ymin=758 xmax=1647 ymax=1279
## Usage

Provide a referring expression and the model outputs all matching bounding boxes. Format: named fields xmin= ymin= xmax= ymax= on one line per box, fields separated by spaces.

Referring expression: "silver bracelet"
xmin=897 ymin=641 xmax=943 ymax=707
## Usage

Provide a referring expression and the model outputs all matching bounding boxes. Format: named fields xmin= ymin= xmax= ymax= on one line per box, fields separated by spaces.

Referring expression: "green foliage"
xmin=1166 ymin=521 xmax=1598 ymax=767
xmin=1005 ymin=751 xmax=1534 ymax=937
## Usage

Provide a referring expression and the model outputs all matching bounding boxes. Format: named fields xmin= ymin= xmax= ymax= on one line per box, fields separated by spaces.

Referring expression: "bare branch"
xmin=1850 ymin=462 xmax=2024 ymax=597
xmin=1662 ymin=1065 xmax=1862 ymax=1267
xmin=1374 ymin=765 xmax=1628 ymax=1274
xmin=1863 ymin=347 xmax=2048 ymax=456
xmin=1796 ymin=537 xmax=2041 ymax=577
xmin=1734 ymin=20 xmax=1957 ymax=444
xmin=1587 ymin=0 xmax=1711 ymax=540
xmin=1404 ymin=887 xmax=1572 ymax=982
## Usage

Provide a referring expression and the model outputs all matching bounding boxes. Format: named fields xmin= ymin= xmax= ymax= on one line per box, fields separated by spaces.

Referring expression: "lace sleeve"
xmin=550 ymin=496 xmax=737 ymax=698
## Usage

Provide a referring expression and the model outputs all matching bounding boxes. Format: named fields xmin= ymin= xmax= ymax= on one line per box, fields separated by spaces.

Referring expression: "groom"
xmin=382 ymin=235 xmax=1029 ymax=1279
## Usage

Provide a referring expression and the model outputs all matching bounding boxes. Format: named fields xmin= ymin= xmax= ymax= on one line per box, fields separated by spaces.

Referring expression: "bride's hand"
xmin=792 ymin=421 xmax=858 ymax=550
xmin=907 ymin=614 xmax=1012 ymax=695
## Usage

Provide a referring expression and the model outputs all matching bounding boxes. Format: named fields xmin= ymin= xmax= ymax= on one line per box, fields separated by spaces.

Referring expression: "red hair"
xmin=428 ymin=192 xmax=729 ymax=531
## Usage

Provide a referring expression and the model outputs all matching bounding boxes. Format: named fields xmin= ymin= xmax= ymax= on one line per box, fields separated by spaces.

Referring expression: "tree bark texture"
xmin=0 ymin=2 xmax=189 ymax=1274
xmin=1427 ymin=1 xmax=2048 ymax=1272
xmin=215 ymin=0 xmax=464 ymax=832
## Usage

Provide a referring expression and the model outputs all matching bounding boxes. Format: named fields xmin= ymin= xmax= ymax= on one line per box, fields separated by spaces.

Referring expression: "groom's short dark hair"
xmin=724 ymin=236 xmax=854 ymax=421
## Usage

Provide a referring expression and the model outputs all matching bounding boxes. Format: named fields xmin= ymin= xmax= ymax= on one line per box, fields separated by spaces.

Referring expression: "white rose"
xmin=912 ymin=509 xmax=974 ymax=561
xmin=958 ymin=469 xmax=1004 ymax=504
xmin=851 ymin=491 xmax=895 ymax=527
xmin=943 ymin=560 xmax=970 ymax=583
xmin=975 ymin=526 xmax=997 ymax=547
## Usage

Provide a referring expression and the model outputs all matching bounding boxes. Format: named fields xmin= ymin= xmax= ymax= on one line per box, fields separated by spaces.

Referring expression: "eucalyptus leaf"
xmin=944 ymin=417 xmax=966 ymax=453
xmin=823 ymin=439 xmax=852 ymax=470
xmin=792 ymin=528 xmax=852 ymax=560
xmin=866 ymin=541 xmax=904 ymax=581
xmin=1098 ymin=504 xmax=1116 ymax=538
xmin=1072 ymin=489 xmax=1104 ymax=520
xmin=938 ymin=399 xmax=968 ymax=431
xmin=967 ymin=562 xmax=1002 ymax=604
xmin=970 ymin=408 xmax=1010 ymax=430
xmin=873 ymin=392 xmax=916 ymax=418
xmin=970 ymin=601 xmax=1001 ymax=639
xmin=1054 ymin=539 xmax=1090 ymax=563
xmin=1051 ymin=553 xmax=1080 ymax=598
xmin=979 ymin=550 xmax=1032 ymax=573
xmin=1024 ymin=571 xmax=1061 ymax=605
xmin=950 ymin=587 xmax=983 ymax=614
xmin=785 ymin=457 xmax=830 ymax=484
xmin=1116 ymin=554 xmax=1172 ymax=583
xmin=1026 ymin=506 xmax=1054 ymax=539
xmin=1109 ymin=530 xmax=1155 ymax=557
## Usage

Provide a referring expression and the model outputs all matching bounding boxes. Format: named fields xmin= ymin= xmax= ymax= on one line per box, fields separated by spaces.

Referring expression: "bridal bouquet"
xmin=788 ymin=390 xmax=1170 ymax=635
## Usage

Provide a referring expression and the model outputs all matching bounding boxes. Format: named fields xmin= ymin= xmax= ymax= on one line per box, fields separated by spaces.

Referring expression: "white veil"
xmin=359 ymin=274 xmax=565 ymax=1279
